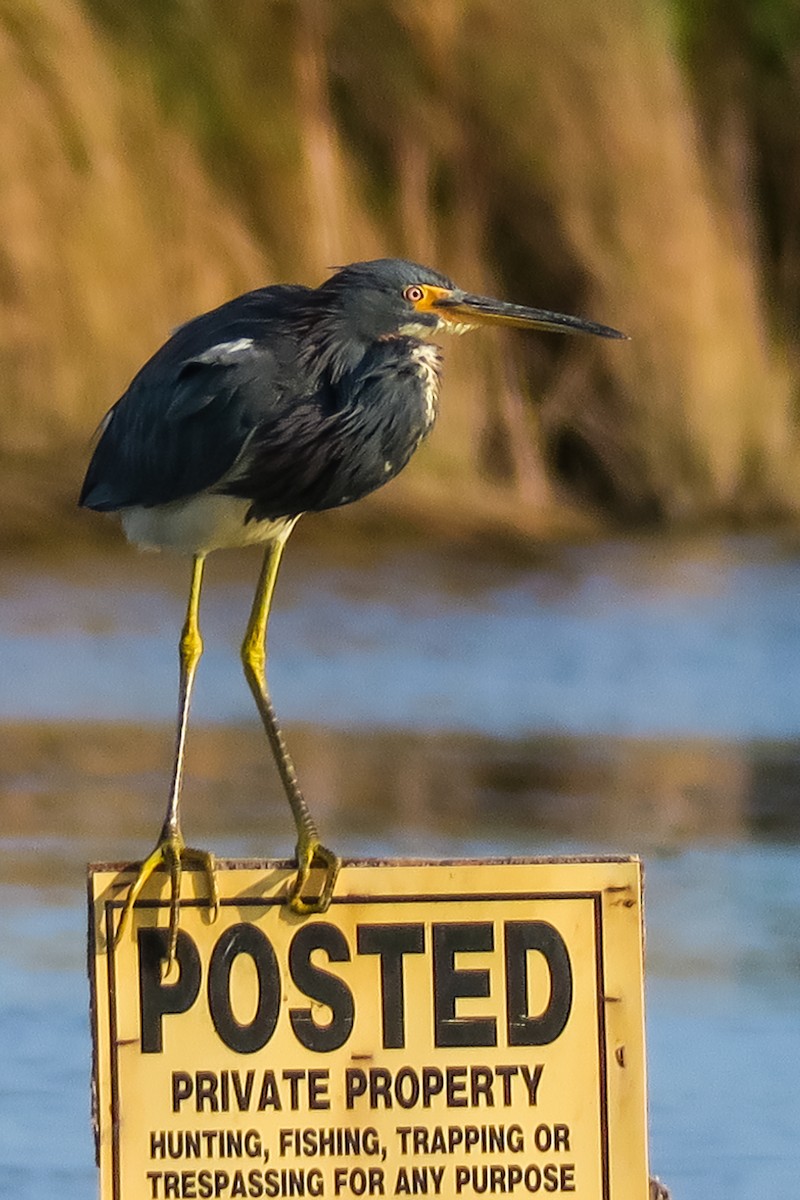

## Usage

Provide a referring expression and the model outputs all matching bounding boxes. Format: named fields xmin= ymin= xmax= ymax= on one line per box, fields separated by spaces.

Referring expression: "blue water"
xmin=2 ymin=533 xmax=800 ymax=1200
xmin=646 ymin=845 xmax=800 ymax=1197
xmin=3 ymin=533 xmax=800 ymax=738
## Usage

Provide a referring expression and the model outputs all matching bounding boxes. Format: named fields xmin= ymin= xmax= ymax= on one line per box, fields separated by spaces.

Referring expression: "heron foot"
xmin=115 ymin=830 xmax=219 ymax=966
xmin=288 ymin=839 xmax=341 ymax=915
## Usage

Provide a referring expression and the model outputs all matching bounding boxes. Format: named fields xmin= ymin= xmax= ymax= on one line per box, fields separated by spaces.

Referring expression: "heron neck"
xmin=294 ymin=305 xmax=372 ymax=385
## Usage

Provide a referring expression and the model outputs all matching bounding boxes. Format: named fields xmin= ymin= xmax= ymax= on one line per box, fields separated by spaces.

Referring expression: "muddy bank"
xmin=3 ymin=720 xmax=798 ymax=888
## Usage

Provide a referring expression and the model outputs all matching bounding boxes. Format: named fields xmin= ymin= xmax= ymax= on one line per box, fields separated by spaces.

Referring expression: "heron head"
xmin=319 ymin=259 xmax=459 ymax=341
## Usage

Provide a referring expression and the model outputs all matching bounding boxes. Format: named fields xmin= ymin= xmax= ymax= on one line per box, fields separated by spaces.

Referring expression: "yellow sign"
xmin=88 ymin=858 xmax=649 ymax=1200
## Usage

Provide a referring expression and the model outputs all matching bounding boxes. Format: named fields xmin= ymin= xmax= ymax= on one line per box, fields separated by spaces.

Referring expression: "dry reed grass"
xmin=0 ymin=0 xmax=797 ymax=548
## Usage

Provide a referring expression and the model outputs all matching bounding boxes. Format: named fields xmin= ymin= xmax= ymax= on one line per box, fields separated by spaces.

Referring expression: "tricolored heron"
xmin=80 ymin=258 xmax=625 ymax=958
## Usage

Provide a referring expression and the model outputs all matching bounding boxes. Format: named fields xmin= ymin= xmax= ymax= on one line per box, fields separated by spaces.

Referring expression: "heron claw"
xmin=288 ymin=840 xmax=341 ymax=915
xmin=114 ymin=831 xmax=218 ymax=966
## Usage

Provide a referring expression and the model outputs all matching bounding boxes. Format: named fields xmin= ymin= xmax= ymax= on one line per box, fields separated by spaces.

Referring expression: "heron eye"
xmin=403 ymin=285 xmax=425 ymax=303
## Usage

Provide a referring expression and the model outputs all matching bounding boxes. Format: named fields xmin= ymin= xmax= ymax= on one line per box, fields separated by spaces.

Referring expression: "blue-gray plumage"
xmin=80 ymin=257 xmax=626 ymax=961
xmin=80 ymin=265 xmax=452 ymax=525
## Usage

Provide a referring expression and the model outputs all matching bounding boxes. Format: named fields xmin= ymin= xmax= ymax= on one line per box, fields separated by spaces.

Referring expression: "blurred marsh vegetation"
xmin=3 ymin=0 xmax=800 ymax=549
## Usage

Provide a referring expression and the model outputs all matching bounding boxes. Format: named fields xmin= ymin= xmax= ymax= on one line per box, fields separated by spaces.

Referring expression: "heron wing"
xmin=79 ymin=287 xmax=307 ymax=511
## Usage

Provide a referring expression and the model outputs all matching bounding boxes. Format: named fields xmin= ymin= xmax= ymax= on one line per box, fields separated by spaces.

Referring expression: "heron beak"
xmin=433 ymin=291 xmax=628 ymax=340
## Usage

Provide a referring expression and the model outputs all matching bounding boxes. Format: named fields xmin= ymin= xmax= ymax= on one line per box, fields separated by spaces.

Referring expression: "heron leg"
xmin=115 ymin=554 xmax=218 ymax=963
xmin=242 ymin=531 xmax=341 ymax=914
